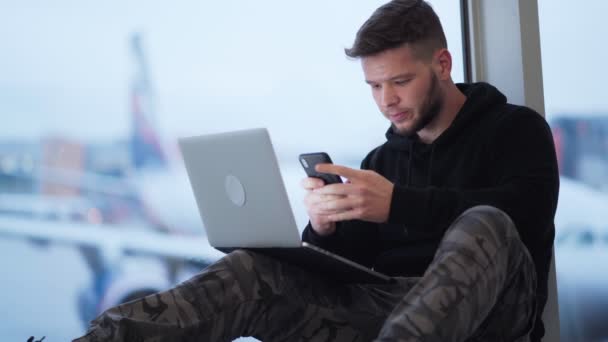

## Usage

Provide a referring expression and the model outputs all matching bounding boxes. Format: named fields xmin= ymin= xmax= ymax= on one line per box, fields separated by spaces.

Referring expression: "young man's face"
xmin=362 ymin=44 xmax=443 ymax=136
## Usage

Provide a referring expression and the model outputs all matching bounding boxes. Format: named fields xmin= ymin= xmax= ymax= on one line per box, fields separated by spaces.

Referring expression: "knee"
xmin=461 ymin=205 xmax=514 ymax=226
xmin=208 ymin=249 xmax=261 ymax=277
xmin=201 ymin=249 xmax=278 ymax=291
xmin=453 ymin=205 xmax=520 ymax=244
xmin=437 ymin=206 xmax=526 ymax=265
xmin=440 ymin=206 xmax=533 ymax=272
xmin=187 ymin=249 xmax=257 ymax=287
xmin=222 ymin=249 xmax=258 ymax=265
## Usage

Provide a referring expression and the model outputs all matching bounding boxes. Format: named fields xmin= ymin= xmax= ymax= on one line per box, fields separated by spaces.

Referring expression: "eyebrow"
xmin=365 ymin=72 xmax=415 ymax=84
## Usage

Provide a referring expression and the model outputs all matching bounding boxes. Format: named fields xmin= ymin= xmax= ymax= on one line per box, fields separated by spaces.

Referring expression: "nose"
xmin=380 ymin=84 xmax=399 ymax=109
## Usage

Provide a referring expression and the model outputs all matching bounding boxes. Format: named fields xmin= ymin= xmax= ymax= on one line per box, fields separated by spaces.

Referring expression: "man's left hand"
xmin=313 ymin=163 xmax=394 ymax=223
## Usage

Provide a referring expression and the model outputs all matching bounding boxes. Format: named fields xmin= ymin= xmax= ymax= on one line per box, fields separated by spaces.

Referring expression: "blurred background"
xmin=0 ymin=1 xmax=606 ymax=341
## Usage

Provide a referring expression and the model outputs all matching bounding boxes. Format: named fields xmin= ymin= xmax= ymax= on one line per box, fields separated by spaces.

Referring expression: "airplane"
xmin=0 ymin=33 xmax=203 ymax=236
xmin=0 ymin=31 xmax=314 ymax=332
xmin=0 ymin=32 xmax=218 ymax=329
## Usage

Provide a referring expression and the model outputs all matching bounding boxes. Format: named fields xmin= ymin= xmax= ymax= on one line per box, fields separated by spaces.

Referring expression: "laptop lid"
xmin=178 ymin=128 xmax=302 ymax=248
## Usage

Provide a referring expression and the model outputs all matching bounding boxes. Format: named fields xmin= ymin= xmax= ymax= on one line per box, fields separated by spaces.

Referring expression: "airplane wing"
xmin=0 ymin=216 xmax=224 ymax=262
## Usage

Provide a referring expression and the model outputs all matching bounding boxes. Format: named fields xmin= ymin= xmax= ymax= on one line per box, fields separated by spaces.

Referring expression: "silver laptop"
xmin=178 ymin=128 xmax=391 ymax=283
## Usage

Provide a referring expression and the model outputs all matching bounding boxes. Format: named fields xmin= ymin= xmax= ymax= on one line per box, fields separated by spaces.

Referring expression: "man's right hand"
xmin=301 ymin=177 xmax=342 ymax=236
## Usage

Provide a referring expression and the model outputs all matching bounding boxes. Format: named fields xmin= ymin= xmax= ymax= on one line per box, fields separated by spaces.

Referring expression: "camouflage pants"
xmin=73 ymin=205 xmax=537 ymax=342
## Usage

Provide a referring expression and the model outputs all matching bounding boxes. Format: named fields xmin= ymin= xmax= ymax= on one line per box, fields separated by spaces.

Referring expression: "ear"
xmin=433 ymin=48 xmax=452 ymax=81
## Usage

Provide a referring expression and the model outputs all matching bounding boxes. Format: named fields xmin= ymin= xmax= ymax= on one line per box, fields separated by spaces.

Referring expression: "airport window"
xmin=0 ymin=1 xmax=463 ymax=340
xmin=538 ymin=0 xmax=608 ymax=340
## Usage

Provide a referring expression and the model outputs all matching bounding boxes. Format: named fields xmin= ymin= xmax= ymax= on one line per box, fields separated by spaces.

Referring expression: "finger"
xmin=315 ymin=163 xmax=361 ymax=180
xmin=313 ymin=200 xmax=352 ymax=216
xmin=305 ymin=193 xmax=345 ymax=207
xmin=316 ymin=208 xmax=348 ymax=216
xmin=301 ymin=177 xmax=325 ymax=190
xmin=327 ymin=209 xmax=360 ymax=222
xmin=314 ymin=183 xmax=358 ymax=196
xmin=312 ymin=205 xmax=347 ymax=216
xmin=307 ymin=203 xmax=344 ymax=217
xmin=318 ymin=196 xmax=357 ymax=213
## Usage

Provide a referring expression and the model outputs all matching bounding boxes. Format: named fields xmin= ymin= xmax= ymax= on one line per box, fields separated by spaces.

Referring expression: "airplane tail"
xmin=129 ymin=33 xmax=168 ymax=170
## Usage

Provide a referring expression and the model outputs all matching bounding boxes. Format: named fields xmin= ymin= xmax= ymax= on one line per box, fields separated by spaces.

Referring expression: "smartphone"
xmin=299 ymin=152 xmax=343 ymax=185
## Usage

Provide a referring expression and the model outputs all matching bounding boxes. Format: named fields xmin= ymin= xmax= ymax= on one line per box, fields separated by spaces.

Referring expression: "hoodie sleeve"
xmin=301 ymin=151 xmax=381 ymax=267
xmin=388 ymin=108 xmax=559 ymax=247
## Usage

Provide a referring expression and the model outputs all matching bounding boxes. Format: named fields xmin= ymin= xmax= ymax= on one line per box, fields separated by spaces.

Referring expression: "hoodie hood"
xmin=385 ymin=82 xmax=507 ymax=150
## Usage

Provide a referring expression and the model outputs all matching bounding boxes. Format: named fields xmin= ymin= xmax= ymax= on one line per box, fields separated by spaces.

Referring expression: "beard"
xmin=394 ymin=71 xmax=443 ymax=136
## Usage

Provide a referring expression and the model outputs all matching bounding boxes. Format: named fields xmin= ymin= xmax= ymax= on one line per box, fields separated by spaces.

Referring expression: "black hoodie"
xmin=302 ymin=82 xmax=559 ymax=341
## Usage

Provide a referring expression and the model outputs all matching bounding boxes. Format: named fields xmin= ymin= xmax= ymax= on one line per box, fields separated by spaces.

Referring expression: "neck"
xmin=418 ymin=82 xmax=466 ymax=144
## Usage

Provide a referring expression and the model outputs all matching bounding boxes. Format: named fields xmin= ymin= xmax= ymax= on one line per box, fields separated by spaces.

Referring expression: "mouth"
xmin=389 ymin=111 xmax=411 ymax=122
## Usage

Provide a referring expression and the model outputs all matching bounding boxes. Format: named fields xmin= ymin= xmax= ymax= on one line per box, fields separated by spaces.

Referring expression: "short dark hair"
xmin=345 ymin=0 xmax=447 ymax=60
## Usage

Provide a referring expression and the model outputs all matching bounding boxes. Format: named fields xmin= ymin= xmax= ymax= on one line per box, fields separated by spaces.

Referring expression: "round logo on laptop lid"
xmin=224 ymin=174 xmax=246 ymax=207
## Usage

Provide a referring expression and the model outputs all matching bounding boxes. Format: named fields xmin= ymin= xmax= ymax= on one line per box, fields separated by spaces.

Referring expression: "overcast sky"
xmin=0 ymin=1 xmax=605 ymax=158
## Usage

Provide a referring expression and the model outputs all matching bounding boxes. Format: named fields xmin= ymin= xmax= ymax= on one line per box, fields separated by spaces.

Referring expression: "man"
xmin=75 ymin=0 xmax=558 ymax=341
